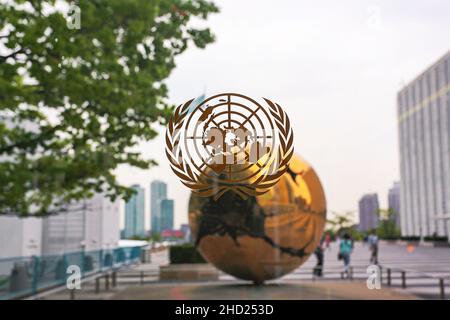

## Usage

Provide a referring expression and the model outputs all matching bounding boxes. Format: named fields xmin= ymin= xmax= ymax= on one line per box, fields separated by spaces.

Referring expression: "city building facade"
xmin=124 ymin=185 xmax=145 ymax=239
xmin=0 ymin=217 xmax=42 ymax=258
xmin=42 ymin=193 xmax=120 ymax=255
xmin=0 ymin=118 xmax=43 ymax=258
xmin=0 ymin=118 xmax=121 ymax=257
xmin=160 ymin=199 xmax=174 ymax=231
xmin=358 ymin=193 xmax=379 ymax=232
xmin=397 ymin=50 xmax=450 ymax=239
xmin=150 ymin=180 xmax=167 ymax=234
xmin=388 ymin=181 xmax=401 ymax=227
xmin=0 ymin=195 xmax=120 ymax=258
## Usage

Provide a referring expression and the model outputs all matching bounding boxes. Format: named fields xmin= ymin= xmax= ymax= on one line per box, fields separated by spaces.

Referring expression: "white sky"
xmin=113 ymin=0 xmax=450 ymax=229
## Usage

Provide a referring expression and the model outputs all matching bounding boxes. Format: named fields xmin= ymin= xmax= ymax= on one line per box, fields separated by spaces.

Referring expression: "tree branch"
xmin=0 ymin=124 xmax=63 ymax=154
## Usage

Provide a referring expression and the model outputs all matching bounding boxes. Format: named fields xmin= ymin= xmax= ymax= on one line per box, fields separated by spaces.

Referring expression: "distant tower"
xmin=124 ymin=185 xmax=145 ymax=238
xmin=358 ymin=193 xmax=379 ymax=232
xmin=388 ymin=182 xmax=401 ymax=227
xmin=160 ymin=199 xmax=174 ymax=231
xmin=151 ymin=180 xmax=167 ymax=234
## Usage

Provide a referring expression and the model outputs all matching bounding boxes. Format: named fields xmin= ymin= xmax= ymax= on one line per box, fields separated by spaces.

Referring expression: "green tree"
xmin=327 ymin=211 xmax=363 ymax=240
xmin=0 ymin=0 xmax=219 ymax=216
xmin=376 ymin=208 xmax=400 ymax=239
xmin=130 ymin=235 xmax=149 ymax=241
xmin=151 ymin=232 xmax=162 ymax=243
xmin=327 ymin=211 xmax=355 ymax=234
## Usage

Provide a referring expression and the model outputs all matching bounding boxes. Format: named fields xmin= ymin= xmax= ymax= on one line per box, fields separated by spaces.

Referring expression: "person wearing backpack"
xmin=368 ymin=230 xmax=379 ymax=265
xmin=338 ymin=233 xmax=353 ymax=278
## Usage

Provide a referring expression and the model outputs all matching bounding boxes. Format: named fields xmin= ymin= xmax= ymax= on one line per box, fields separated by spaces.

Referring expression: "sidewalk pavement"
xmin=110 ymin=280 xmax=418 ymax=300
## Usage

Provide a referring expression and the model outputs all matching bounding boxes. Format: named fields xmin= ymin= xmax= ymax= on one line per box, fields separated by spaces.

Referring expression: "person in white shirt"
xmin=368 ymin=231 xmax=379 ymax=264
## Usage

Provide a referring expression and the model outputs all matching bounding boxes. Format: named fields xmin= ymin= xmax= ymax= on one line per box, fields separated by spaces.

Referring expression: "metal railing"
xmin=379 ymin=265 xmax=450 ymax=300
xmin=0 ymin=246 xmax=143 ymax=300
xmin=297 ymin=263 xmax=449 ymax=299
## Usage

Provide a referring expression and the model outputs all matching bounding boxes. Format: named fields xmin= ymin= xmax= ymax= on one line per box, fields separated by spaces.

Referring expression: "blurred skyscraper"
xmin=0 ymin=118 xmax=120 ymax=257
xmin=0 ymin=216 xmax=42 ymax=258
xmin=124 ymin=185 xmax=145 ymax=238
xmin=160 ymin=199 xmax=174 ymax=231
xmin=388 ymin=181 xmax=401 ymax=227
xmin=358 ymin=193 xmax=379 ymax=232
xmin=0 ymin=191 xmax=121 ymax=259
xmin=42 ymin=194 xmax=120 ymax=255
xmin=151 ymin=180 xmax=167 ymax=234
xmin=0 ymin=118 xmax=43 ymax=258
xmin=397 ymin=50 xmax=450 ymax=240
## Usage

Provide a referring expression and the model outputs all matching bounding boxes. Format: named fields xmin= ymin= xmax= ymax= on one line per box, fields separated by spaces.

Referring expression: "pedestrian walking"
xmin=324 ymin=233 xmax=331 ymax=251
xmin=363 ymin=234 xmax=368 ymax=247
xmin=368 ymin=231 xmax=379 ymax=265
xmin=338 ymin=233 xmax=353 ymax=278
xmin=313 ymin=240 xmax=324 ymax=277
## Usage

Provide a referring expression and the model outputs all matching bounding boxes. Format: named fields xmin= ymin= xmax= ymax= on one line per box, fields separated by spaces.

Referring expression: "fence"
xmin=380 ymin=266 xmax=450 ymax=299
xmin=0 ymin=246 xmax=143 ymax=300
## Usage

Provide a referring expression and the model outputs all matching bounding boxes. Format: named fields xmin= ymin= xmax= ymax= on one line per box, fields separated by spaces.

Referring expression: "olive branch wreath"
xmin=165 ymin=97 xmax=294 ymax=200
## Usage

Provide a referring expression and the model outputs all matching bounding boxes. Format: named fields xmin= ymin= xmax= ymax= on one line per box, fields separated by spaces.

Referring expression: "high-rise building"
xmin=160 ymin=199 xmax=174 ymax=231
xmin=124 ymin=185 xmax=145 ymax=238
xmin=150 ymin=180 xmax=167 ymax=234
xmin=358 ymin=193 xmax=379 ymax=232
xmin=0 ymin=217 xmax=42 ymax=258
xmin=397 ymin=50 xmax=450 ymax=239
xmin=0 ymin=118 xmax=43 ymax=258
xmin=388 ymin=181 xmax=401 ymax=227
xmin=42 ymin=193 xmax=120 ymax=255
xmin=0 ymin=193 xmax=120 ymax=258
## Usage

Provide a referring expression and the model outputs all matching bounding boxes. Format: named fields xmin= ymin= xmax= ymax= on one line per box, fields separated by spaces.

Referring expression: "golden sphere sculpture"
xmin=188 ymin=154 xmax=327 ymax=283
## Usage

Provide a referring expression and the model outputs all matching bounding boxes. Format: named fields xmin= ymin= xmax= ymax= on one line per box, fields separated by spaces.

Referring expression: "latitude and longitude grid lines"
xmin=186 ymin=95 xmax=273 ymax=180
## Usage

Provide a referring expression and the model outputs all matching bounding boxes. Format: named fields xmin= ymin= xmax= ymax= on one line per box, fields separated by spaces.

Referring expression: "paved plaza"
xmin=290 ymin=241 xmax=450 ymax=299
xmin=37 ymin=242 xmax=450 ymax=300
xmin=111 ymin=280 xmax=417 ymax=300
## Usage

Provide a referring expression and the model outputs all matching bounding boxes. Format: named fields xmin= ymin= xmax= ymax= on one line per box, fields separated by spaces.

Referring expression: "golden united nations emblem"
xmin=165 ymin=93 xmax=294 ymax=199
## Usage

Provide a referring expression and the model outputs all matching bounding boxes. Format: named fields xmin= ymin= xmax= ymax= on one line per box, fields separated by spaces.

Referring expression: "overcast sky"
xmin=116 ymin=0 xmax=450 ymax=229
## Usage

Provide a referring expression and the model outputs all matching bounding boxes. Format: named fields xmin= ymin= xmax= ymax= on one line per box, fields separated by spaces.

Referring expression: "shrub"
xmin=382 ymin=236 xmax=400 ymax=241
xmin=169 ymin=244 xmax=206 ymax=264
xmin=400 ymin=236 xmax=421 ymax=241
xmin=423 ymin=236 xmax=448 ymax=242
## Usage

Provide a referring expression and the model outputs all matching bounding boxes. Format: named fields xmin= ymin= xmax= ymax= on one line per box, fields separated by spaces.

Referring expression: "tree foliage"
xmin=376 ymin=208 xmax=401 ymax=239
xmin=0 ymin=0 xmax=219 ymax=216
xmin=327 ymin=211 xmax=355 ymax=233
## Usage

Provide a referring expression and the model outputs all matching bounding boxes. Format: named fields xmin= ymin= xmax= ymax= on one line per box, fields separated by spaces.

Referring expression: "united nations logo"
xmin=165 ymin=93 xmax=294 ymax=199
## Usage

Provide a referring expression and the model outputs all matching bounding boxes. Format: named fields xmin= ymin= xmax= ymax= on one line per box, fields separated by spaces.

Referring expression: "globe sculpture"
xmin=188 ymin=154 xmax=327 ymax=284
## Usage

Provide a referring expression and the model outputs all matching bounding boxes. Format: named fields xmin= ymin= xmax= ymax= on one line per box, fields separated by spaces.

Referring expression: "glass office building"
xmin=150 ymin=180 xmax=167 ymax=234
xmin=358 ymin=193 xmax=379 ymax=232
xmin=397 ymin=50 xmax=450 ymax=239
xmin=124 ymin=185 xmax=145 ymax=238
xmin=160 ymin=199 xmax=174 ymax=232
